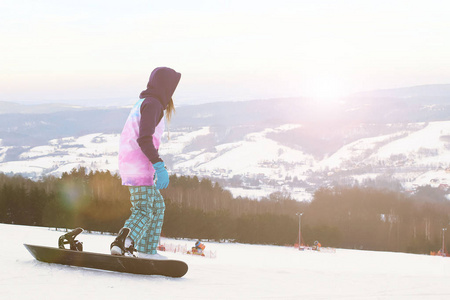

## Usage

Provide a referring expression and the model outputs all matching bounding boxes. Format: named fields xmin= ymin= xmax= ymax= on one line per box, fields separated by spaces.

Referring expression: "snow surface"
xmin=5 ymin=223 xmax=450 ymax=300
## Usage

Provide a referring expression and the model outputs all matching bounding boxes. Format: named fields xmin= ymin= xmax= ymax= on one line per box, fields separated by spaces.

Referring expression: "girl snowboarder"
xmin=110 ymin=67 xmax=181 ymax=259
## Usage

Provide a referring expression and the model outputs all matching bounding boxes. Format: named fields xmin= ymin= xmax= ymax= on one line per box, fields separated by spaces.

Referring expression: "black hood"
xmin=139 ymin=67 xmax=181 ymax=109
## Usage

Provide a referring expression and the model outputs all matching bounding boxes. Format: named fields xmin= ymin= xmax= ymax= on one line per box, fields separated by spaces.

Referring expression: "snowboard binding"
xmin=110 ymin=227 xmax=135 ymax=256
xmin=58 ymin=227 xmax=84 ymax=251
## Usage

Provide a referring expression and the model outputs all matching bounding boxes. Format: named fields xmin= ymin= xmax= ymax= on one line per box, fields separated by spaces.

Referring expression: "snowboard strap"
xmin=58 ymin=227 xmax=84 ymax=251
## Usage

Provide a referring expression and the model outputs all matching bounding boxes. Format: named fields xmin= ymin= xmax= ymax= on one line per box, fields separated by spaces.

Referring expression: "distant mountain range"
xmin=1 ymin=84 xmax=449 ymax=200
xmin=353 ymin=83 xmax=450 ymax=99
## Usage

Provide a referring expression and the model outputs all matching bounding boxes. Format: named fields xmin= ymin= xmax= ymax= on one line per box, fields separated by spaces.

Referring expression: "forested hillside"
xmin=1 ymin=169 xmax=449 ymax=254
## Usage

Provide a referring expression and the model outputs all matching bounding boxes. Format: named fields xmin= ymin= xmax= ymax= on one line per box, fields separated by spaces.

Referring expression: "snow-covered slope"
xmin=172 ymin=124 xmax=312 ymax=177
xmin=5 ymin=224 xmax=450 ymax=299
xmin=0 ymin=133 xmax=120 ymax=177
xmin=1 ymin=121 xmax=449 ymax=200
xmin=321 ymin=121 xmax=450 ymax=190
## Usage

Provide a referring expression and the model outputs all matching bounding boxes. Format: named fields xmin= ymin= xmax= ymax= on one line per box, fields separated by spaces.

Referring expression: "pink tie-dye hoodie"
xmin=118 ymin=67 xmax=181 ymax=186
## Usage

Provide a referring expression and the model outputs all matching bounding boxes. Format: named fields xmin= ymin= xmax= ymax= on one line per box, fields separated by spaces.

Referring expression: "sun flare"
xmin=306 ymin=77 xmax=351 ymax=106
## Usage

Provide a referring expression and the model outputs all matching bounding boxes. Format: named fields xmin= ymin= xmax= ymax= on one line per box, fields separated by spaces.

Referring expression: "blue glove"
xmin=153 ymin=161 xmax=169 ymax=189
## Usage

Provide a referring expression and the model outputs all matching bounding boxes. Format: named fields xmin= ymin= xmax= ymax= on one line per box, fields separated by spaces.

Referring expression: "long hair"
xmin=165 ymin=98 xmax=176 ymax=123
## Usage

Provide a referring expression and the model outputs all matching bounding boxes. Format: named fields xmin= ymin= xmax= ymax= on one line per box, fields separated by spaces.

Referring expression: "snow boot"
xmin=110 ymin=227 xmax=135 ymax=256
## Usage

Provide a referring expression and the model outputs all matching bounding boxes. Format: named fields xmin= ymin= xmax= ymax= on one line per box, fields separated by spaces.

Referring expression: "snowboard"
xmin=24 ymin=228 xmax=188 ymax=278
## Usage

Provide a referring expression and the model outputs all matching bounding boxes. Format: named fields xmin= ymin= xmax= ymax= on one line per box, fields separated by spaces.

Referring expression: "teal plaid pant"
xmin=124 ymin=186 xmax=165 ymax=254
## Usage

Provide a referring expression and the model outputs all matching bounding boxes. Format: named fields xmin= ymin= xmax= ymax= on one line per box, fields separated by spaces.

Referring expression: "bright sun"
xmin=307 ymin=77 xmax=351 ymax=105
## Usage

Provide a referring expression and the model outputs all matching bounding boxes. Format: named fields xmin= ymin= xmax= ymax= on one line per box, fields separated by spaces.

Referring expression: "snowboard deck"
xmin=24 ymin=243 xmax=188 ymax=278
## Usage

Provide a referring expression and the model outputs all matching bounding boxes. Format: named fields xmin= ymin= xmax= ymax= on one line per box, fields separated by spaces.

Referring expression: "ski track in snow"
xmin=3 ymin=224 xmax=450 ymax=300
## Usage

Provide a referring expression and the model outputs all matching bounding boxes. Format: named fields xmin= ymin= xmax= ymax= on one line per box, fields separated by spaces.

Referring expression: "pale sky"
xmin=1 ymin=0 xmax=450 ymax=106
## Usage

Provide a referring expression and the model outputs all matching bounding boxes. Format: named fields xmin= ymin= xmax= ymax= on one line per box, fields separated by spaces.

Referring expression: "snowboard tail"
xmin=24 ymin=229 xmax=188 ymax=278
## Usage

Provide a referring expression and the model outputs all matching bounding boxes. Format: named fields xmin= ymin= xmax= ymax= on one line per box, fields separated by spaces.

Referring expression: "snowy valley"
xmin=1 ymin=87 xmax=450 ymax=201
xmin=2 ymin=121 xmax=449 ymax=201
